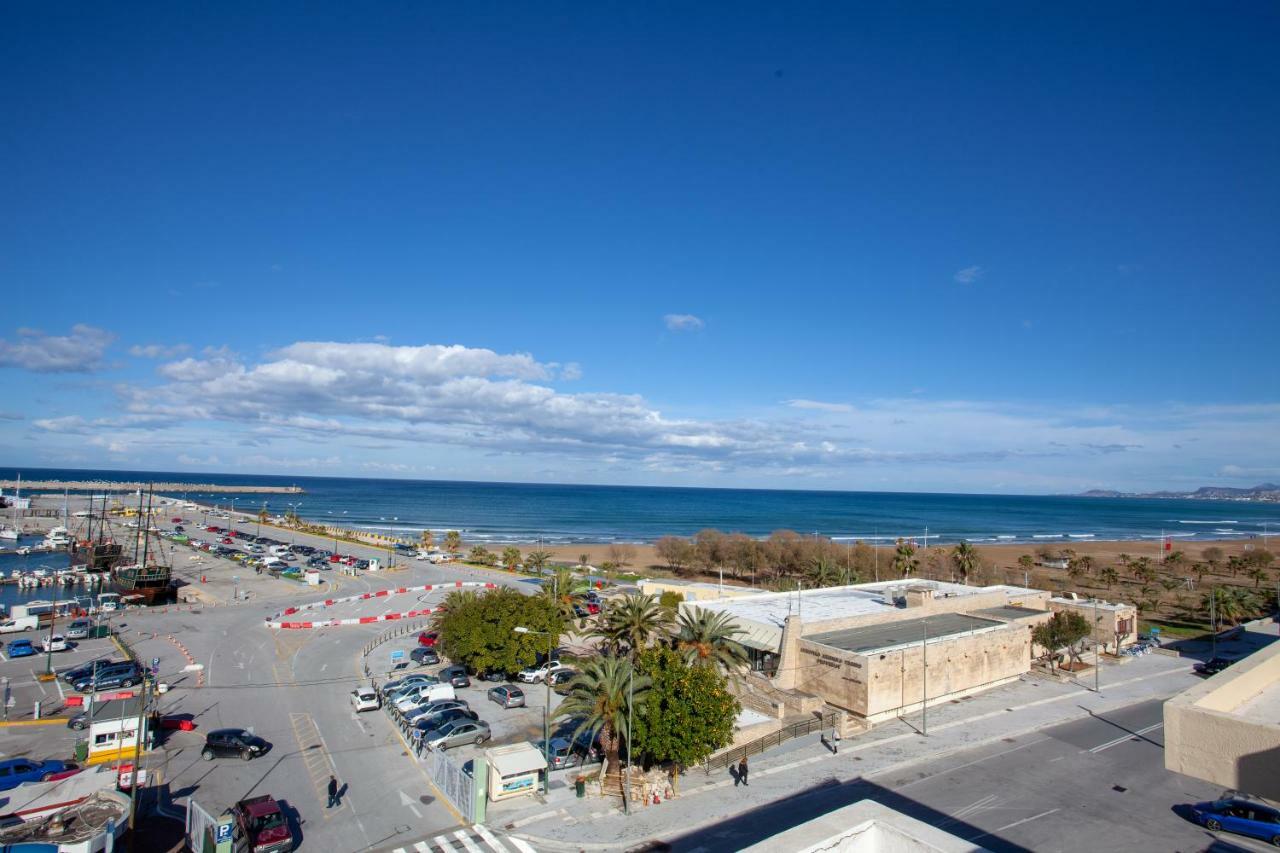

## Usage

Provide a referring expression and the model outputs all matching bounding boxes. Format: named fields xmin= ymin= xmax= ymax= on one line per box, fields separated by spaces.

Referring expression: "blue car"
xmin=6 ymin=639 xmax=35 ymax=658
xmin=0 ymin=758 xmax=70 ymax=791
xmin=1192 ymin=798 xmax=1280 ymax=846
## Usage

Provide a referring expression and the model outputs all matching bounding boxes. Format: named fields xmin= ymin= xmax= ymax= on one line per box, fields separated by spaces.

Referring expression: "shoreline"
xmin=5 ymin=479 xmax=301 ymax=494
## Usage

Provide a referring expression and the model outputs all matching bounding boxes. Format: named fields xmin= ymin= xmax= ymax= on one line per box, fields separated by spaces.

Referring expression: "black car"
xmin=1195 ymin=657 xmax=1235 ymax=675
xmin=71 ymin=662 xmax=141 ymax=692
xmin=438 ymin=665 xmax=470 ymax=688
xmin=202 ymin=728 xmax=269 ymax=761
xmin=411 ymin=647 xmax=440 ymax=666
xmin=411 ymin=708 xmax=477 ymax=737
xmin=61 ymin=658 xmax=116 ymax=685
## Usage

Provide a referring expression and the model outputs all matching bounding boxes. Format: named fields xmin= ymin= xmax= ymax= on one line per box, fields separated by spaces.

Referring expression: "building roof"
xmin=970 ymin=605 xmax=1047 ymax=622
xmin=1050 ymin=596 xmax=1132 ymax=612
xmin=807 ymin=612 xmax=1007 ymax=655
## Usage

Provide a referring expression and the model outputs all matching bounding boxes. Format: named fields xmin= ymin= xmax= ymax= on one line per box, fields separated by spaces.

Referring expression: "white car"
xmin=518 ymin=661 xmax=569 ymax=684
xmin=394 ymin=682 xmax=456 ymax=713
xmin=40 ymin=634 xmax=69 ymax=652
xmin=350 ymin=686 xmax=380 ymax=712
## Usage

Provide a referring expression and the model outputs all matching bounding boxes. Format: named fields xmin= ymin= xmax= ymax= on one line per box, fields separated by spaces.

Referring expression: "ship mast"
xmin=140 ymin=485 xmax=152 ymax=568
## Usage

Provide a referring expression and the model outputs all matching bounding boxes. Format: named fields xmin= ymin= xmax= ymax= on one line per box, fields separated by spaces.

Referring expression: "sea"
xmin=4 ymin=467 xmax=1278 ymax=552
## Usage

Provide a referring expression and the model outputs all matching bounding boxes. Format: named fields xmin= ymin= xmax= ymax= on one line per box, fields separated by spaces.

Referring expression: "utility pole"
xmin=921 ymin=616 xmax=929 ymax=736
xmin=126 ymin=676 xmax=150 ymax=852
xmin=624 ymin=666 xmax=634 ymax=815
xmin=1210 ymin=589 xmax=1217 ymax=661
xmin=1093 ymin=596 xmax=1101 ymax=695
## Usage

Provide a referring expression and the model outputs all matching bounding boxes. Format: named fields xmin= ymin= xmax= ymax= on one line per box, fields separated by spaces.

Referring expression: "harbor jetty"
xmin=0 ymin=479 xmax=302 ymax=494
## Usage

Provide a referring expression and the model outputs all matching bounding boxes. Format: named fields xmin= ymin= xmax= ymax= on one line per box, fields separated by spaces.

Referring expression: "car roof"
xmin=210 ymin=728 xmax=250 ymax=737
xmin=239 ymin=795 xmax=282 ymax=817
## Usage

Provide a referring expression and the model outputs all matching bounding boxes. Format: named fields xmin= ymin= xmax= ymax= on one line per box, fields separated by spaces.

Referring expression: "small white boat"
xmin=15 ymin=546 xmax=32 ymax=556
xmin=0 ymin=528 xmax=18 ymax=542
xmin=44 ymin=526 xmax=72 ymax=548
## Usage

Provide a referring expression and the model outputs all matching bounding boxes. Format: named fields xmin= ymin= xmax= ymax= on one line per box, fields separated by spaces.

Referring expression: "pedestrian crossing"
xmin=389 ymin=824 xmax=536 ymax=853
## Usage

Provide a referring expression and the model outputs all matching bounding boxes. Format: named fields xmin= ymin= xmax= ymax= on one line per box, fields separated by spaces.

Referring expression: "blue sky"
xmin=2 ymin=3 xmax=1278 ymax=493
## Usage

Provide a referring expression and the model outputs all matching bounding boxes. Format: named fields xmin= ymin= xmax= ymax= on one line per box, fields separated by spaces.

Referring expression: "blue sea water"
xmin=4 ymin=467 xmax=1279 ymax=548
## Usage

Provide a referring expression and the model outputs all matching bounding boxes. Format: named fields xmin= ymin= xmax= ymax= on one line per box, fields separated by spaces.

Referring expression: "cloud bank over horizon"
xmin=2 ymin=326 xmax=1277 ymax=493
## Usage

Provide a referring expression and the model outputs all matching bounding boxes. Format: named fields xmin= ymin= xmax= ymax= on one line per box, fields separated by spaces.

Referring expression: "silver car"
xmin=425 ymin=718 xmax=491 ymax=751
xmin=487 ymin=684 xmax=525 ymax=708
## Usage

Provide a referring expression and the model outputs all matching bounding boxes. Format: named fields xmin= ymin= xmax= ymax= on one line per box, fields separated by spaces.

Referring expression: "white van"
xmin=269 ymin=545 xmax=292 ymax=559
xmin=394 ymin=682 xmax=456 ymax=713
xmin=261 ymin=557 xmax=287 ymax=571
xmin=0 ymin=615 xmax=39 ymax=633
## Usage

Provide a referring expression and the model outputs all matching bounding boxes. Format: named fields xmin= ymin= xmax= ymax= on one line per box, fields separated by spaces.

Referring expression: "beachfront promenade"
xmin=0 ymin=479 xmax=302 ymax=493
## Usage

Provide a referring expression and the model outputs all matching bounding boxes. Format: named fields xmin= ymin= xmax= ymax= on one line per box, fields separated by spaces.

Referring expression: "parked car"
xmin=410 ymin=647 xmax=440 ymax=666
xmin=538 ymin=736 xmax=601 ymax=770
xmin=412 ymin=707 xmax=478 ymax=736
xmin=381 ymin=674 xmax=438 ymax=698
xmin=424 ymin=718 xmax=491 ymax=751
xmin=487 ymin=684 xmax=526 ymax=708
xmin=70 ymin=661 xmax=141 ymax=692
xmin=417 ymin=631 xmax=439 ymax=648
xmin=548 ymin=669 xmax=577 ymax=692
xmin=65 ymin=620 xmax=92 ymax=640
xmin=394 ymin=683 xmax=456 ymax=713
xmin=0 ymin=758 xmax=71 ymax=791
xmin=1191 ymin=798 xmax=1280 ymax=846
xmin=404 ymin=699 xmax=469 ymax=723
xmin=350 ymin=686 xmax=380 ymax=712
xmin=229 ymin=794 xmax=293 ymax=853
xmin=1195 ymin=657 xmax=1235 ymax=676
xmin=66 ymin=711 xmax=90 ymax=730
xmin=39 ymin=634 xmax=69 ymax=653
xmin=6 ymin=639 xmax=36 ymax=659
xmin=437 ymin=664 xmax=471 ymax=688
xmin=61 ymin=658 xmax=115 ymax=684
xmin=518 ymin=661 xmax=571 ymax=683
xmin=202 ymin=728 xmax=270 ymax=761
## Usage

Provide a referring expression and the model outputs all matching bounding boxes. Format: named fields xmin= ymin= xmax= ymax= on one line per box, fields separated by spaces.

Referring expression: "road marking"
xmin=506 ymin=839 xmax=536 ymax=853
xmin=414 ymin=841 xmax=430 ymax=851
xmin=474 ymin=824 xmax=509 ymax=851
xmin=432 ymin=836 xmax=452 ymax=851
xmin=454 ymin=828 xmax=484 ymax=852
xmin=996 ymin=808 xmax=1060 ymax=832
xmin=288 ymin=712 xmax=345 ymax=818
xmin=889 ymin=738 xmax=1047 ymax=789
xmin=1089 ymin=722 xmax=1163 ymax=753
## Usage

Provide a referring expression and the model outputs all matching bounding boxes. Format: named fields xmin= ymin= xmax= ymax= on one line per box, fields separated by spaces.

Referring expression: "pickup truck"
xmin=229 ymin=795 xmax=293 ymax=853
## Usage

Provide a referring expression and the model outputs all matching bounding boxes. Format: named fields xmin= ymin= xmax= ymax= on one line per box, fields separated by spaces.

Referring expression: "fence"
xmin=380 ymin=687 xmax=481 ymax=822
xmin=704 ymin=710 xmax=839 ymax=774
xmin=185 ymin=798 xmax=220 ymax=853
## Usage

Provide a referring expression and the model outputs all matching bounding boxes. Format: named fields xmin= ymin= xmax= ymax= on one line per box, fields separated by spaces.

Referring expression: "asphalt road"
xmin=667 ymin=698 xmax=1274 ymax=853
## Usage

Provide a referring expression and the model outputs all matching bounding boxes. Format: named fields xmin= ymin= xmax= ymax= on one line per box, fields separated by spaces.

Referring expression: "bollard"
xmin=33 ymin=700 xmax=41 ymax=720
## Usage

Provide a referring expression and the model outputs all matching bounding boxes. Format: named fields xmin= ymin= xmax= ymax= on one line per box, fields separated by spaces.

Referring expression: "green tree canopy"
xmin=631 ymin=647 xmax=739 ymax=774
xmin=555 ymin=655 xmax=651 ymax=791
xmin=436 ymin=587 xmax=563 ymax=676
xmin=1031 ymin=610 xmax=1091 ymax=671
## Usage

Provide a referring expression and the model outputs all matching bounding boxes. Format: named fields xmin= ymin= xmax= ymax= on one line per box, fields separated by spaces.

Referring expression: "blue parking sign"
xmin=216 ymin=821 xmax=233 ymax=842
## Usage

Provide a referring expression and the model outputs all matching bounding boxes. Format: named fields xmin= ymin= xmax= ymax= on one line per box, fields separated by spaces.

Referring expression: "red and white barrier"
xmin=264 ymin=581 xmax=495 ymax=629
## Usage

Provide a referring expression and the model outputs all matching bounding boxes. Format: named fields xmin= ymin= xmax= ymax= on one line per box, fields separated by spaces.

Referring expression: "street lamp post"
xmin=514 ymin=625 xmax=554 ymax=793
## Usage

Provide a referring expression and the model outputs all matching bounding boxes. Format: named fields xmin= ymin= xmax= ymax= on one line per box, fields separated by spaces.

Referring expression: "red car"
xmin=585 ymin=602 xmax=601 ymax=615
xmin=231 ymin=795 xmax=293 ymax=853
xmin=222 ymin=538 xmax=234 ymax=545
xmin=417 ymin=632 xmax=438 ymax=647
xmin=170 ymin=517 xmax=182 ymax=523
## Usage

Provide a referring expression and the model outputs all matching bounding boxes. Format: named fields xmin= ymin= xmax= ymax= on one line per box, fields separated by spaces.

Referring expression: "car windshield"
xmin=253 ymin=812 xmax=286 ymax=832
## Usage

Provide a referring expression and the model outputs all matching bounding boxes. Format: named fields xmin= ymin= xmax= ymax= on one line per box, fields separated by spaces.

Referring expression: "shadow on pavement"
xmin=652 ymin=777 xmax=1033 ymax=853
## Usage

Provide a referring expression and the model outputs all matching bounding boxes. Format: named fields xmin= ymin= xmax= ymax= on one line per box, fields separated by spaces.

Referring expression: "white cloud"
xmin=560 ymin=362 xmax=583 ymax=381
xmin=953 ymin=265 xmax=984 ymax=284
xmin=664 ymin=314 xmax=705 ymax=332
xmin=0 ymin=325 xmax=114 ymax=373
xmin=129 ymin=343 xmax=190 ymax=359
xmin=786 ymin=399 xmax=853 ymax=413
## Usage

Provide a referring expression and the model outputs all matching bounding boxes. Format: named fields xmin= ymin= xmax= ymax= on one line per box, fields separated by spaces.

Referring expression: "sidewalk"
xmin=490 ymin=651 xmax=1200 ymax=850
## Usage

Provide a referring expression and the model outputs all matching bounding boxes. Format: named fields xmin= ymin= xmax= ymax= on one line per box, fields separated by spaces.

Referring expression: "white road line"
xmin=1089 ymin=722 xmax=1163 ymax=753
xmin=474 ymin=824 xmax=509 ymax=851
xmin=506 ymin=838 xmax=537 ymax=853
xmin=414 ymin=842 xmax=430 ymax=852
xmin=454 ymin=829 xmax=483 ymax=853
xmin=432 ymin=835 xmax=452 ymax=851
xmin=996 ymin=808 xmax=1061 ymax=832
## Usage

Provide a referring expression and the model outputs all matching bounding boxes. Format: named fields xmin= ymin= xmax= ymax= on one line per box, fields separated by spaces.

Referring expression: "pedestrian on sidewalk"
xmin=327 ymin=774 xmax=340 ymax=808
xmin=737 ymin=757 xmax=748 ymax=787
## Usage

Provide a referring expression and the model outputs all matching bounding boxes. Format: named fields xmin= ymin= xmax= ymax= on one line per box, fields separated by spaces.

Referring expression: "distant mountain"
xmin=1078 ymin=484 xmax=1280 ymax=502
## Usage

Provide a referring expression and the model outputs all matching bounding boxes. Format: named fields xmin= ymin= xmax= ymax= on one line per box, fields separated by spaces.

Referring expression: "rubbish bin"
xmin=575 ymin=777 xmax=586 ymax=798
xmin=74 ymin=741 xmax=89 ymax=763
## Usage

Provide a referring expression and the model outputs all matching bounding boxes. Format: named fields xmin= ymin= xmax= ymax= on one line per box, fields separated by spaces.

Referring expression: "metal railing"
xmin=704 ymin=710 xmax=839 ymax=774
xmin=361 ymin=620 xmax=429 ymax=676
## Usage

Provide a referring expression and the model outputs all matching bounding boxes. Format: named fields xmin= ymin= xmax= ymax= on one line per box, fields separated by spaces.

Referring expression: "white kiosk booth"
xmin=485 ymin=742 xmax=547 ymax=802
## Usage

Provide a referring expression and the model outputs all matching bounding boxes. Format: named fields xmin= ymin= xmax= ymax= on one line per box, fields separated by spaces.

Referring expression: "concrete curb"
xmin=507 ymin=672 xmax=1190 ymax=850
xmin=0 ymin=717 xmax=68 ymax=727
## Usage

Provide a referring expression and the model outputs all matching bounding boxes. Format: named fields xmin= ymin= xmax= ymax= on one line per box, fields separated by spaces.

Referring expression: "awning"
xmin=486 ymin=743 xmax=549 ymax=776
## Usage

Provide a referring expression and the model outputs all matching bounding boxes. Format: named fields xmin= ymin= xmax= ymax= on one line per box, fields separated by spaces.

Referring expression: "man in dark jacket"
xmin=737 ymin=757 xmax=748 ymax=787
xmin=327 ymin=774 xmax=340 ymax=808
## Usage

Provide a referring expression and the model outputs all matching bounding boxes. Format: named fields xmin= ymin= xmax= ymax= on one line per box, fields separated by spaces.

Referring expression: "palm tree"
xmin=673 ymin=609 xmax=749 ymax=673
xmin=893 ymin=542 xmax=918 ymax=579
xmin=951 ymin=541 xmax=979 ymax=585
xmin=1076 ymin=555 xmax=1095 ymax=576
xmin=429 ymin=588 xmax=479 ymax=632
xmin=807 ymin=557 xmax=840 ymax=588
xmin=444 ymin=530 xmax=462 ymax=553
xmin=579 ymin=553 xmax=591 ymax=568
xmin=1247 ymin=565 xmax=1270 ymax=588
xmin=1202 ymin=587 xmax=1256 ymax=628
xmin=501 ymin=546 xmax=522 ymax=572
xmin=597 ymin=593 xmax=670 ymax=655
xmin=542 ymin=566 xmax=588 ymax=622
xmin=419 ymin=529 xmax=435 ymax=550
xmin=1099 ymin=567 xmax=1120 ymax=589
xmin=555 ymin=656 xmax=651 ymax=794
xmin=525 ymin=550 xmax=552 ymax=576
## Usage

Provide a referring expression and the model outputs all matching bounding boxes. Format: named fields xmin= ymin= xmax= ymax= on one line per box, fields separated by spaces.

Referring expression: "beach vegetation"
xmin=951 ymin=540 xmax=979 ymax=585
xmin=444 ymin=530 xmax=462 ymax=552
xmin=1201 ymin=546 xmax=1224 ymax=573
xmin=596 ymin=593 xmax=671 ymax=656
xmin=500 ymin=546 xmax=522 ymax=572
xmin=655 ymin=536 xmax=696 ymax=575
xmin=1202 ymin=586 xmax=1259 ymax=627
xmin=467 ymin=545 xmax=497 ymax=566
xmin=1099 ymin=566 xmax=1120 ymax=588
xmin=419 ymin=529 xmax=435 ymax=550
xmin=892 ymin=541 xmax=918 ymax=578
xmin=541 ymin=566 xmax=589 ymax=622
xmin=524 ymin=550 xmax=552 ymax=575
xmin=606 ymin=543 xmax=637 ymax=569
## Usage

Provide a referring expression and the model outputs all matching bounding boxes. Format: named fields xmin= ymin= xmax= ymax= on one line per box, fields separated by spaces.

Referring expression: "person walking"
xmin=327 ymin=774 xmax=340 ymax=808
xmin=737 ymin=756 xmax=748 ymax=787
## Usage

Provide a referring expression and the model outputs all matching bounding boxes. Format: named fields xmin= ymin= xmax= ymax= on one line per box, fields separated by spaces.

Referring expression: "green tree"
xmin=655 ymin=536 xmax=696 ymax=575
xmin=436 ymin=587 xmax=562 ymax=677
xmin=597 ymin=593 xmax=671 ymax=656
xmin=673 ymin=609 xmax=749 ymax=673
xmin=1017 ymin=554 xmax=1035 ymax=576
xmin=500 ymin=546 xmax=523 ymax=572
xmin=468 ymin=545 xmax=497 ymax=566
xmin=807 ymin=557 xmax=840 ymax=588
xmin=419 ymin=529 xmax=435 ymax=550
xmin=893 ymin=541 xmax=918 ymax=579
xmin=1131 ymin=557 xmax=1157 ymax=584
xmin=950 ymin=541 xmax=979 ymax=585
xmin=1032 ymin=610 xmax=1090 ymax=671
xmin=1202 ymin=586 xmax=1257 ymax=628
xmin=444 ymin=530 xmax=462 ymax=552
xmin=542 ymin=566 xmax=589 ymax=623
xmin=657 ymin=590 xmax=684 ymax=613
xmin=555 ymin=655 xmax=651 ymax=793
xmin=632 ymin=647 xmax=739 ymax=787
xmin=1248 ymin=565 xmax=1270 ymax=588
xmin=524 ymin=550 xmax=552 ymax=576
